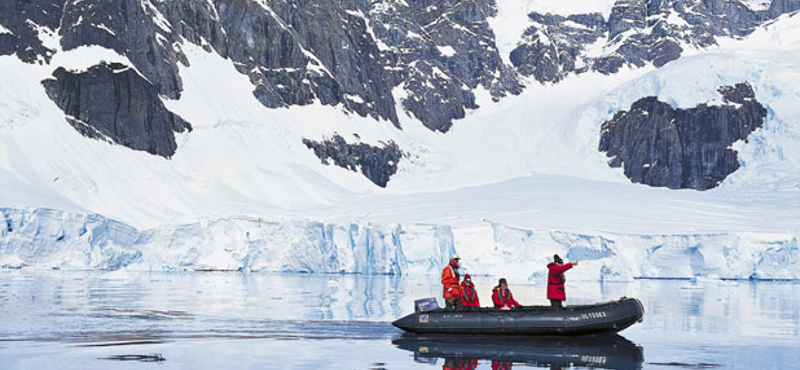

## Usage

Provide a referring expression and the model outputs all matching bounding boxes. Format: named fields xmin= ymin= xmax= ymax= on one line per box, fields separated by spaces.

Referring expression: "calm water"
xmin=0 ymin=270 xmax=798 ymax=369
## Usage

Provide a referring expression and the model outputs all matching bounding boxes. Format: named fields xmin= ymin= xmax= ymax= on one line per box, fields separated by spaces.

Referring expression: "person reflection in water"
xmin=491 ymin=361 xmax=513 ymax=370
xmin=442 ymin=358 xmax=478 ymax=370
xmin=492 ymin=278 xmax=521 ymax=310
xmin=547 ymin=254 xmax=578 ymax=309
xmin=460 ymin=274 xmax=480 ymax=311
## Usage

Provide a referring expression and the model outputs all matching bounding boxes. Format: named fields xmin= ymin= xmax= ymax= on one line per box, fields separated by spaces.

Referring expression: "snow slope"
xmin=2 ymin=9 xmax=800 ymax=279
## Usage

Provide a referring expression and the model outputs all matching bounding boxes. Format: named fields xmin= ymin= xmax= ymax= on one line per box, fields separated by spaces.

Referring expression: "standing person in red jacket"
xmin=460 ymin=274 xmax=480 ymax=310
xmin=547 ymin=254 xmax=578 ymax=308
xmin=441 ymin=255 xmax=462 ymax=310
xmin=492 ymin=361 xmax=513 ymax=370
xmin=492 ymin=278 xmax=521 ymax=310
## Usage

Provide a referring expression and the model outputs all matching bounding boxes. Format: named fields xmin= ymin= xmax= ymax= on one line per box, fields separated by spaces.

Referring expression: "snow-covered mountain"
xmin=2 ymin=0 xmax=800 ymax=279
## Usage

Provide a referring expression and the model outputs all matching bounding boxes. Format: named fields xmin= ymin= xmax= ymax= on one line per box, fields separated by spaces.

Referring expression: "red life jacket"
xmin=492 ymin=287 xmax=520 ymax=309
xmin=461 ymin=281 xmax=480 ymax=307
xmin=442 ymin=262 xmax=461 ymax=299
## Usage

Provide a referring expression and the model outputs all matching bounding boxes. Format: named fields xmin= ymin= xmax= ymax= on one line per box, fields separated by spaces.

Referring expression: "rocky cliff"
xmin=510 ymin=0 xmax=800 ymax=82
xmin=42 ymin=62 xmax=191 ymax=158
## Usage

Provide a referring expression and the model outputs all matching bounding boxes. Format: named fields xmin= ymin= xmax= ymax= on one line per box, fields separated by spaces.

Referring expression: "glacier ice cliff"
xmin=1 ymin=208 xmax=798 ymax=281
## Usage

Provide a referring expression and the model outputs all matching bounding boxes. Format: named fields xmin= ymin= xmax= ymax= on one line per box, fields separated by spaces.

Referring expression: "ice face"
xmin=0 ymin=208 xmax=454 ymax=275
xmin=2 ymin=207 xmax=798 ymax=281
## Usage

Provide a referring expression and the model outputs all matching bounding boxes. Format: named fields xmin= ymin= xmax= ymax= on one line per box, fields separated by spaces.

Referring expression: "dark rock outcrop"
xmin=303 ymin=135 xmax=403 ymax=187
xmin=599 ymin=83 xmax=767 ymax=190
xmin=42 ymin=62 xmax=191 ymax=158
xmin=511 ymin=0 xmax=800 ymax=82
xmin=361 ymin=0 xmax=523 ymax=131
xmin=0 ymin=0 xmax=63 ymax=63
xmin=510 ymin=13 xmax=607 ymax=82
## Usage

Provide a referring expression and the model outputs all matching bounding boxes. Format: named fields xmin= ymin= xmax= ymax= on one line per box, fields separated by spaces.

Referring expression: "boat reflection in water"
xmin=392 ymin=333 xmax=644 ymax=370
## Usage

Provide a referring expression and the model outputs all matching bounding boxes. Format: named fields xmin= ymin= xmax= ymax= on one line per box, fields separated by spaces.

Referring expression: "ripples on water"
xmin=0 ymin=270 xmax=798 ymax=369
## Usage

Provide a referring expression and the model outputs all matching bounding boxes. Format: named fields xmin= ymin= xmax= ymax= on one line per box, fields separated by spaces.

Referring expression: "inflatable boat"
xmin=393 ymin=333 xmax=644 ymax=370
xmin=392 ymin=297 xmax=644 ymax=336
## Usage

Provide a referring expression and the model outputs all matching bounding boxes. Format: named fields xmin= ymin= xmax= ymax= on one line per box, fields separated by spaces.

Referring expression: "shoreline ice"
xmin=2 ymin=207 xmax=797 ymax=281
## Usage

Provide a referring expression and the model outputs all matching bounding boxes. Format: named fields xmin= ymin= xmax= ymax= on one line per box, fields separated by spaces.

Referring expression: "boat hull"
xmin=392 ymin=297 xmax=644 ymax=336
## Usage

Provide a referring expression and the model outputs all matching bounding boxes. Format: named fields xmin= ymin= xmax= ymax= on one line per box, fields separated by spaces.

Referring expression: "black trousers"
xmin=550 ymin=299 xmax=563 ymax=308
xmin=445 ymin=298 xmax=463 ymax=310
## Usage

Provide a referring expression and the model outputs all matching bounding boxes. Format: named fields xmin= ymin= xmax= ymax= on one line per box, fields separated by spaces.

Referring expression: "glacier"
xmin=2 ymin=207 xmax=797 ymax=281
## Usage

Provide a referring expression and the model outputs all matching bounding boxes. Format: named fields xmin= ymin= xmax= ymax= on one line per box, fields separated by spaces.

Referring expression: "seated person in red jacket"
xmin=460 ymin=274 xmax=480 ymax=310
xmin=492 ymin=278 xmax=521 ymax=310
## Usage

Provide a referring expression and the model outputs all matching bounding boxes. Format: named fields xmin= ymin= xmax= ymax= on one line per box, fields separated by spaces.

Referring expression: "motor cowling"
xmin=415 ymin=297 xmax=440 ymax=312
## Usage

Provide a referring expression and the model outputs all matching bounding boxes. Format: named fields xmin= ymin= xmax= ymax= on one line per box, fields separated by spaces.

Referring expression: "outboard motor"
xmin=415 ymin=297 xmax=440 ymax=312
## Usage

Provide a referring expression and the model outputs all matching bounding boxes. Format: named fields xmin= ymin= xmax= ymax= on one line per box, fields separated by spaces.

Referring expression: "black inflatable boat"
xmin=392 ymin=297 xmax=644 ymax=336
xmin=393 ymin=333 xmax=644 ymax=370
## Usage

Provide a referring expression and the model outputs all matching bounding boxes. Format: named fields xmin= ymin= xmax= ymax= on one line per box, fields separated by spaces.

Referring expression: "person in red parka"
xmin=547 ymin=254 xmax=578 ymax=308
xmin=460 ymin=274 xmax=480 ymax=310
xmin=442 ymin=255 xmax=462 ymax=310
xmin=442 ymin=358 xmax=464 ymax=370
xmin=492 ymin=360 xmax=513 ymax=370
xmin=492 ymin=278 xmax=521 ymax=310
xmin=462 ymin=359 xmax=478 ymax=370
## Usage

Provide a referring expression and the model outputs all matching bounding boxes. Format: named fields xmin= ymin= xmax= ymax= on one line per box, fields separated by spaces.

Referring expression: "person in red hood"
xmin=460 ymin=274 xmax=480 ymax=310
xmin=492 ymin=278 xmax=521 ymax=310
xmin=492 ymin=361 xmax=513 ymax=370
xmin=547 ymin=254 xmax=578 ymax=308
xmin=441 ymin=255 xmax=462 ymax=310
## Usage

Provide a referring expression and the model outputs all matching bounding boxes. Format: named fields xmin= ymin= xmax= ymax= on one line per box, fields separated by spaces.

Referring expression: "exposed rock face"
xmin=1 ymin=0 xmax=522 ymax=134
xmin=42 ymin=62 xmax=191 ymax=158
xmin=0 ymin=0 xmax=63 ymax=63
xmin=303 ymin=135 xmax=402 ymax=187
xmin=359 ymin=0 xmax=523 ymax=131
xmin=510 ymin=13 xmax=607 ymax=82
xmin=511 ymin=0 xmax=800 ymax=82
xmin=598 ymin=83 xmax=767 ymax=190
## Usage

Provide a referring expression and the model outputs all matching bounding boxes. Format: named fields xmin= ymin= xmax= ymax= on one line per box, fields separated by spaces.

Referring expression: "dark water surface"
xmin=0 ymin=270 xmax=798 ymax=369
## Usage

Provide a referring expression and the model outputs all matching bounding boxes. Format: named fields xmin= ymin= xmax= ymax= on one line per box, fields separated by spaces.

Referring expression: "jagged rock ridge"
xmin=0 ymin=0 xmax=522 ymax=134
xmin=598 ymin=82 xmax=767 ymax=190
xmin=510 ymin=0 xmax=800 ymax=83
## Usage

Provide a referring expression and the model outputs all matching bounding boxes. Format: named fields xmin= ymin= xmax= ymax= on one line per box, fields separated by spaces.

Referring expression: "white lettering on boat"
xmin=442 ymin=314 xmax=463 ymax=319
xmin=581 ymin=355 xmax=607 ymax=364
xmin=580 ymin=311 xmax=607 ymax=320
